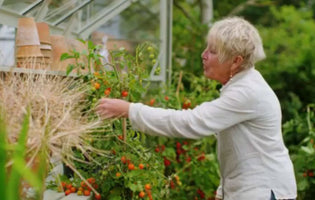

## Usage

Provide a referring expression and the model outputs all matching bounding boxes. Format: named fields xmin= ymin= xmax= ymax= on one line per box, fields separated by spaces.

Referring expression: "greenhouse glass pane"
xmin=96 ymin=0 xmax=160 ymax=45
xmin=1 ymin=0 xmax=41 ymax=14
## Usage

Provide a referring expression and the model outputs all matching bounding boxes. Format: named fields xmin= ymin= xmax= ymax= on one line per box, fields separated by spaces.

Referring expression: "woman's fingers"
xmin=95 ymin=98 xmax=130 ymax=119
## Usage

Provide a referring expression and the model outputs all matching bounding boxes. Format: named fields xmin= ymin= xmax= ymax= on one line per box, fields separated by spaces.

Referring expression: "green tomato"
xmin=102 ymin=170 xmax=108 ymax=176
xmin=147 ymin=46 xmax=153 ymax=51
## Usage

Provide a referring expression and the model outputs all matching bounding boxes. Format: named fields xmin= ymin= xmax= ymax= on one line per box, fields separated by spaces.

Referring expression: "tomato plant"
xmin=52 ymin=41 xmax=221 ymax=200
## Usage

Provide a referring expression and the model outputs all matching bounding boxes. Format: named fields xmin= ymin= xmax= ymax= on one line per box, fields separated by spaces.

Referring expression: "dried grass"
xmin=0 ymin=70 xmax=109 ymax=184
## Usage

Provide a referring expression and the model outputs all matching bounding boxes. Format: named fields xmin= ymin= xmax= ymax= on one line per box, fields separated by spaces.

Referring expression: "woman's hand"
xmin=96 ymin=98 xmax=130 ymax=119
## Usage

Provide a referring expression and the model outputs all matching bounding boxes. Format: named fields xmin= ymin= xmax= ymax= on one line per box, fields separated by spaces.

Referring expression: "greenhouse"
xmin=1 ymin=0 xmax=315 ymax=200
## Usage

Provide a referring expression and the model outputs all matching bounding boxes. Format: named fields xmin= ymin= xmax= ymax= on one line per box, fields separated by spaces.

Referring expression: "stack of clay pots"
xmin=15 ymin=17 xmax=91 ymax=72
xmin=36 ymin=22 xmax=52 ymax=69
xmin=15 ymin=17 xmax=45 ymax=69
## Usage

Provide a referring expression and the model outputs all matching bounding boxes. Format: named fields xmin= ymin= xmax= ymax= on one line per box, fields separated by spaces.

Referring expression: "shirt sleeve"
xmin=128 ymin=88 xmax=257 ymax=139
xmin=216 ymin=183 xmax=223 ymax=199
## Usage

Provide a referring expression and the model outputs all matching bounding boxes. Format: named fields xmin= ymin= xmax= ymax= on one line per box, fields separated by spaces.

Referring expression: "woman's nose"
xmin=201 ymin=50 xmax=206 ymax=59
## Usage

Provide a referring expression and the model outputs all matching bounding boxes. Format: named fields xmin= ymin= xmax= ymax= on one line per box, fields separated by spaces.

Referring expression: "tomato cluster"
xmin=57 ymin=177 xmax=101 ymax=199
xmin=303 ymin=169 xmax=314 ymax=177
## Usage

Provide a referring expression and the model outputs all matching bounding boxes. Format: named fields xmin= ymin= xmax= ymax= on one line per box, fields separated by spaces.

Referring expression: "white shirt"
xmin=129 ymin=68 xmax=297 ymax=200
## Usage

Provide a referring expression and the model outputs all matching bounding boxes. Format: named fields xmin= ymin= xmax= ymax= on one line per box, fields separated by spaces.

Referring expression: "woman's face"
xmin=201 ymin=40 xmax=233 ymax=85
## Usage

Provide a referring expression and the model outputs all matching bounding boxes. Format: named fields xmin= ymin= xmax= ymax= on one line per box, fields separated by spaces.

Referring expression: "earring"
xmin=230 ymin=73 xmax=233 ymax=79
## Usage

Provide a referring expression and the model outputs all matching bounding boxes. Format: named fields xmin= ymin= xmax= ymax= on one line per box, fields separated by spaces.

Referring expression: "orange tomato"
xmin=128 ymin=163 xmax=135 ymax=170
xmin=70 ymin=187 xmax=76 ymax=193
xmin=139 ymin=191 xmax=145 ymax=198
xmin=83 ymin=190 xmax=90 ymax=196
xmin=80 ymin=181 xmax=86 ymax=188
xmin=145 ymin=184 xmax=151 ymax=190
xmin=104 ymin=88 xmax=111 ymax=96
xmin=94 ymin=82 xmax=101 ymax=90
xmin=61 ymin=181 xmax=66 ymax=188
xmin=139 ymin=163 xmax=144 ymax=169
xmin=116 ymin=172 xmax=121 ymax=177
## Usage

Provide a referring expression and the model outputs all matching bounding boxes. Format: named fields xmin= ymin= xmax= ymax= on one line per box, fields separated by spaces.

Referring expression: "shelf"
xmin=0 ymin=66 xmax=77 ymax=77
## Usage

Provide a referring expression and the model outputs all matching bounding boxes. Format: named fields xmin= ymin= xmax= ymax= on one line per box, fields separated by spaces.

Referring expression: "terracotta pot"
xmin=16 ymin=17 xmax=41 ymax=46
xmin=51 ymin=35 xmax=73 ymax=71
xmin=36 ymin=22 xmax=51 ymax=45
xmin=15 ymin=17 xmax=44 ymax=68
xmin=16 ymin=45 xmax=43 ymax=58
xmin=16 ymin=57 xmax=47 ymax=69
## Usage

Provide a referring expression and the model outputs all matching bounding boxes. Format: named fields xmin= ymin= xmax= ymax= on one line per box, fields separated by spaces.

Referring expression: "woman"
xmin=96 ymin=17 xmax=297 ymax=200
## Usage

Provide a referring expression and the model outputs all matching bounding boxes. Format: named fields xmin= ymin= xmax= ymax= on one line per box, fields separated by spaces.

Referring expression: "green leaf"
xmin=88 ymin=40 xmax=94 ymax=50
xmin=301 ymin=146 xmax=314 ymax=154
xmin=66 ymin=64 xmax=75 ymax=75
xmin=7 ymin=108 xmax=30 ymax=200
xmin=298 ymin=178 xmax=309 ymax=191
xmin=77 ymin=38 xmax=85 ymax=44
xmin=60 ymin=53 xmax=75 ymax=61
xmin=12 ymin=157 xmax=41 ymax=190
xmin=0 ymin=109 xmax=7 ymax=198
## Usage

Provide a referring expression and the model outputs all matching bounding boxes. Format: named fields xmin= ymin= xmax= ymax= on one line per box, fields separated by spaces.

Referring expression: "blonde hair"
xmin=208 ymin=16 xmax=266 ymax=69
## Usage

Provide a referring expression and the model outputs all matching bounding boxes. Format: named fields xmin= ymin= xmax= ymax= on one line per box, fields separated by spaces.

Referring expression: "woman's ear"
xmin=231 ymin=55 xmax=244 ymax=73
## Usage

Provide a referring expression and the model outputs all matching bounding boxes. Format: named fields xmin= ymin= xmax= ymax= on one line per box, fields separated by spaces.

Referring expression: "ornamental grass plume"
xmin=0 ymin=71 xmax=109 ymax=195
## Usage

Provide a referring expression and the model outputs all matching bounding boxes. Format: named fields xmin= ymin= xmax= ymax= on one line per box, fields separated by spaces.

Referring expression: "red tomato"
xmin=65 ymin=189 xmax=71 ymax=196
xmin=66 ymin=183 xmax=72 ymax=189
xmin=95 ymin=193 xmax=101 ymax=200
xmin=87 ymin=177 xmax=95 ymax=184
xmin=197 ymin=153 xmax=206 ymax=161
xmin=118 ymin=135 xmax=124 ymax=140
xmin=164 ymin=157 xmax=171 ymax=167
xmin=121 ymin=90 xmax=128 ymax=97
xmin=149 ymin=98 xmax=155 ymax=106
xmin=121 ymin=156 xmax=127 ymax=164
xmin=182 ymin=99 xmax=191 ymax=109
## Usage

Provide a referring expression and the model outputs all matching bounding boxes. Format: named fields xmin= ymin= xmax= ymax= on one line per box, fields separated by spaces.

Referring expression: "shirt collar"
xmin=219 ymin=67 xmax=255 ymax=93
